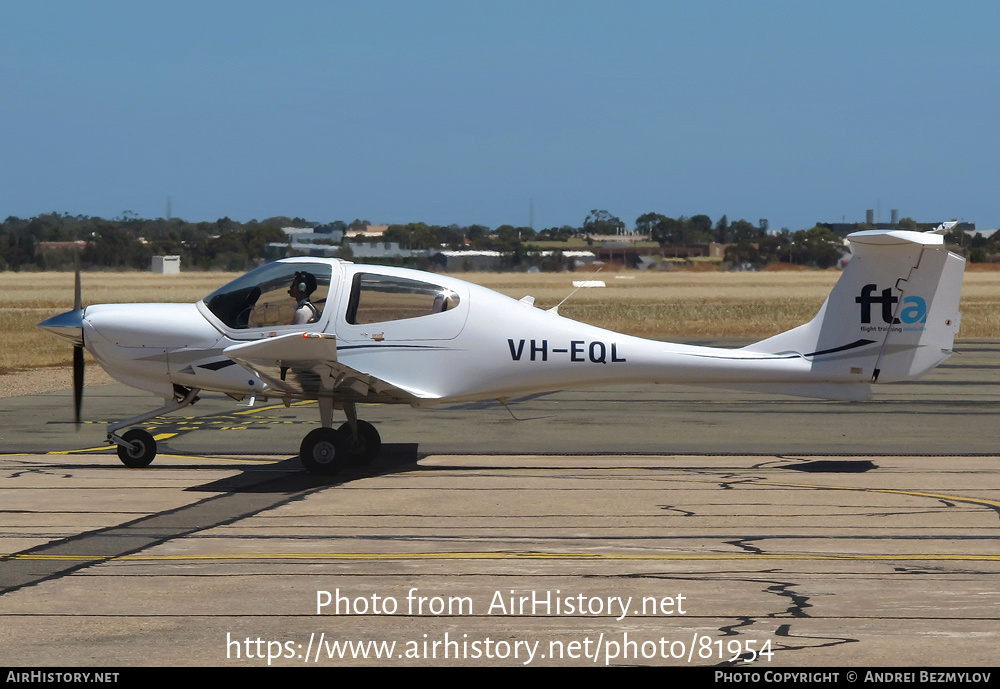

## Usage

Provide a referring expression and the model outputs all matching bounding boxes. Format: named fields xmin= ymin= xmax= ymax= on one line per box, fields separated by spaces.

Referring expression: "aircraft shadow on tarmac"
xmin=180 ymin=448 xmax=880 ymax=497
xmin=184 ymin=442 xmax=423 ymax=493
xmin=0 ymin=443 xmax=419 ymax=596
xmin=780 ymin=459 xmax=878 ymax=473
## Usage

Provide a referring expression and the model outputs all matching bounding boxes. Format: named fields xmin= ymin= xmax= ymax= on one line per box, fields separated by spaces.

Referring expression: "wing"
xmin=223 ymin=332 xmax=429 ymax=404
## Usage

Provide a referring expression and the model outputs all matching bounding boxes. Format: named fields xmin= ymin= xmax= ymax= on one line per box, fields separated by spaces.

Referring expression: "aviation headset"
xmin=292 ymin=271 xmax=317 ymax=297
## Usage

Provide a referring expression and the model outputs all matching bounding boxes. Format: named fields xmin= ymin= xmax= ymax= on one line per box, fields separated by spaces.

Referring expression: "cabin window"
xmin=203 ymin=263 xmax=331 ymax=329
xmin=346 ymin=273 xmax=460 ymax=325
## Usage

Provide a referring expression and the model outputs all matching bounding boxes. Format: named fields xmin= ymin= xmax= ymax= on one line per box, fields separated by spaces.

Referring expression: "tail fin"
xmin=743 ymin=225 xmax=965 ymax=383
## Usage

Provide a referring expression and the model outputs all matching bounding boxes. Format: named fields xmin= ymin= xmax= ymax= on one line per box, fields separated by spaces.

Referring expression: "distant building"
xmin=346 ymin=224 xmax=390 ymax=239
xmin=433 ymin=250 xmax=505 ymax=271
xmin=707 ymin=243 xmax=728 ymax=259
xmin=557 ymin=250 xmax=598 ymax=266
xmin=588 ymin=234 xmax=650 ymax=244
xmin=267 ymin=225 xmax=348 ymax=259
xmin=151 ymin=255 xmax=180 ymax=274
xmin=427 ymin=250 xmax=597 ymax=271
xmin=350 ymin=242 xmax=430 ymax=260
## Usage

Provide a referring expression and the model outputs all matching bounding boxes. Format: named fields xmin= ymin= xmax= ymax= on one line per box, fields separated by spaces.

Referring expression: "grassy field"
xmin=4 ymin=267 xmax=1000 ymax=375
xmin=1 ymin=272 xmax=234 ymax=375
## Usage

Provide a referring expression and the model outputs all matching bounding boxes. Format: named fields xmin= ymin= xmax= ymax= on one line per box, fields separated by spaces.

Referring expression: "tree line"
xmin=0 ymin=214 xmax=292 ymax=272
xmin=0 ymin=210 xmax=974 ymax=272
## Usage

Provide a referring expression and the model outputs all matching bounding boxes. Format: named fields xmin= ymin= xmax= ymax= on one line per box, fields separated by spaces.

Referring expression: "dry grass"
xmin=464 ymin=271 xmax=841 ymax=339
xmin=0 ymin=271 xmax=237 ymax=376
xmin=4 ymin=268 xmax=1000 ymax=376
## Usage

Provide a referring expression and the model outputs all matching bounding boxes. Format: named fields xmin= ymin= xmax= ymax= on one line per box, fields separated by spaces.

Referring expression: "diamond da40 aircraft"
xmin=38 ymin=226 xmax=964 ymax=474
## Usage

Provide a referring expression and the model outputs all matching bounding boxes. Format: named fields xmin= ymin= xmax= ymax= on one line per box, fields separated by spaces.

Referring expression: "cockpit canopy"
xmin=203 ymin=262 xmax=332 ymax=329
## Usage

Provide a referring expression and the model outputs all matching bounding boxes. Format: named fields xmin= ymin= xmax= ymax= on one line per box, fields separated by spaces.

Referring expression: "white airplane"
xmin=38 ymin=225 xmax=965 ymax=474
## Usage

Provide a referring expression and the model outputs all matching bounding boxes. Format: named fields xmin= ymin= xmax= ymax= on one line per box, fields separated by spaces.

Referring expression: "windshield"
xmin=203 ymin=262 xmax=332 ymax=329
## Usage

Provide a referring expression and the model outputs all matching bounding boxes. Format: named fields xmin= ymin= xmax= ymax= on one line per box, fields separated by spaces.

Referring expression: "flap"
xmin=224 ymin=332 xmax=428 ymax=403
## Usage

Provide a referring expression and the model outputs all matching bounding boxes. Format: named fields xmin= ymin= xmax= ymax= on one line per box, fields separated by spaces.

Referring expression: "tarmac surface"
xmin=1 ymin=340 xmax=999 ymax=667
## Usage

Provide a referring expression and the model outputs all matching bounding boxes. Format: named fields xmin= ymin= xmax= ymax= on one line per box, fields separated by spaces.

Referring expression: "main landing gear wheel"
xmin=336 ymin=420 xmax=382 ymax=464
xmin=117 ymin=428 xmax=157 ymax=468
xmin=300 ymin=427 xmax=347 ymax=475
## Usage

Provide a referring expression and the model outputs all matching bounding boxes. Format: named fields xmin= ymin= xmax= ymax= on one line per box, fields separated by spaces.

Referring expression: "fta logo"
xmin=855 ymin=284 xmax=927 ymax=324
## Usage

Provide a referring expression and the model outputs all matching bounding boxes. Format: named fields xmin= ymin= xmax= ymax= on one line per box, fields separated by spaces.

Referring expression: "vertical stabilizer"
xmin=742 ymin=228 xmax=965 ymax=383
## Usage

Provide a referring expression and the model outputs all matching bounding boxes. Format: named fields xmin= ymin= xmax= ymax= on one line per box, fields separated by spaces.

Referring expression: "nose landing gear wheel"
xmin=117 ymin=428 xmax=157 ymax=468
xmin=300 ymin=427 xmax=347 ymax=475
xmin=336 ymin=420 xmax=382 ymax=464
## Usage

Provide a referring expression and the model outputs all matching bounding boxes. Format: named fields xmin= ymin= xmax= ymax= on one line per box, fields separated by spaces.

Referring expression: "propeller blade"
xmin=37 ymin=263 xmax=87 ymax=425
xmin=73 ymin=345 xmax=84 ymax=426
xmin=74 ymin=263 xmax=84 ymax=425
xmin=72 ymin=258 xmax=84 ymax=425
xmin=74 ymin=264 xmax=82 ymax=311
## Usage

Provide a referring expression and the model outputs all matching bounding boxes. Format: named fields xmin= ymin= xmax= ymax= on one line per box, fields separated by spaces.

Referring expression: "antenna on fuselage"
xmin=547 ymin=265 xmax=604 ymax=315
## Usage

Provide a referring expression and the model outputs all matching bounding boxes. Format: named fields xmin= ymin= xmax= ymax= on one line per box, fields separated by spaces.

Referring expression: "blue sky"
xmin=3 ymin=1 xmax=998 ymax=231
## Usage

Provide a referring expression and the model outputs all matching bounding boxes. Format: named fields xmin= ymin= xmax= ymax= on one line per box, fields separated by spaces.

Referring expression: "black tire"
xmin=300 ymin=427 xmax=346 ymax=475
xmin=336 ymin=420 xmax=382 ymax=464
xmin=117 ymin=428 xmax=157 ymax=468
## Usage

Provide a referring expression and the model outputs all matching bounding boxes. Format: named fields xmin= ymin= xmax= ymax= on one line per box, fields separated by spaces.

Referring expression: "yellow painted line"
xmin=46 ymin=432 xmax=178 ymax=455
xmin=435 ymin=470 xmax=1000 ymax=514
xmin=4 ymin=552 xmax=999 ymax=563
xmin=47 ymin=446 xmax=116 ymax=454
xmin=751 ymin=479 xmax=1000 ymax=511
xmin=6 ymin=451 xmax=277 ymax=464
xmin=42 ymin=433 xmax=277 ymax=464
xmin=155 ymin=454 xmax=278 ymax=465
xmin=233 ymin=401 xmax=315 ymax=416
xmin=419 ymin=468 xmax=1000 ymax=512
xmin=503 ymin=469 xmax=1000 ymax=513
xmin=45 ymin=445 xmax=117 ymax=455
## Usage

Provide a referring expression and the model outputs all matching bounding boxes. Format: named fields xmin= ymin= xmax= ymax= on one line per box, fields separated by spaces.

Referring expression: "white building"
xmin=151 ymin=255 xmax=180 ymax=274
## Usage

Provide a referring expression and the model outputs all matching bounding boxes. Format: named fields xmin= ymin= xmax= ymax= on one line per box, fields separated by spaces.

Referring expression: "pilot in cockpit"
xmin=288 ymin=271 xmax=320 ymax=325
